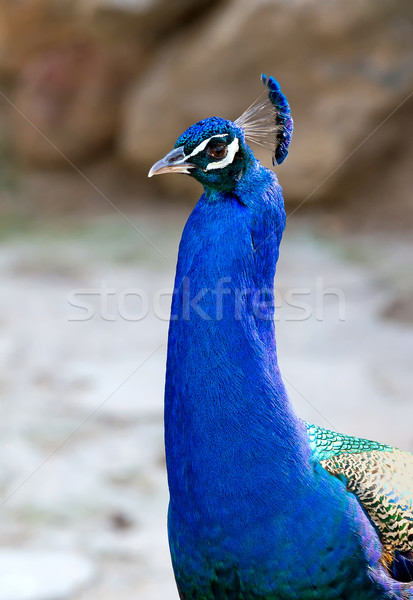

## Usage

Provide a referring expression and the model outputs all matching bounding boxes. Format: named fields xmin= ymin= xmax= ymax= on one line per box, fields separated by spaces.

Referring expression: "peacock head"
xmin=148 ymin=74 xmax=293 ymax=193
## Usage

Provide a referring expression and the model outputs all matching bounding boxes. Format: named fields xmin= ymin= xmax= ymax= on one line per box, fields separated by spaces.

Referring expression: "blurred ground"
xmin=0 ymin=200 xmax=412 ymax=599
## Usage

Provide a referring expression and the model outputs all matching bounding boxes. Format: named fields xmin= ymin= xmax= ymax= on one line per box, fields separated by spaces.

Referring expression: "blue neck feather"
xmin=164 ymin=156 xmax=400 ymax=599
xmin=165 ymin=157 xmax=309 ymax=511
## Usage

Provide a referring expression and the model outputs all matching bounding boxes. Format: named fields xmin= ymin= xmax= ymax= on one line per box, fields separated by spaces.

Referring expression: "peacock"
xmin=148 ymin=74 xmax=413 ymax=599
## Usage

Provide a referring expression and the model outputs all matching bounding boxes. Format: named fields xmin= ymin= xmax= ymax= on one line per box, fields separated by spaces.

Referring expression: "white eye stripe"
xmin=206 ymin=137 xmax=239 ymax=171
xmin=185 ymin=134 xmax=229 ymax=160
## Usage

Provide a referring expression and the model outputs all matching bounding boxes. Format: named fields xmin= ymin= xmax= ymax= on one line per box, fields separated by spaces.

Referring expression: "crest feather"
xmin=235 ymin=74 xmax=293 ymax=165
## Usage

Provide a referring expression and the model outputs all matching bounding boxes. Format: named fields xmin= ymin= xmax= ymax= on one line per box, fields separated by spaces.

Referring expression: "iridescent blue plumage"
xmin=261 ymin=74 xmax=294 ymax=165
xmin=148 ymin=75 xmax=413 ymax=599
xmin=235 ymin=74 xmax=294 ymax=166
xmin=174 ymin=117 xmax=240 ymax=153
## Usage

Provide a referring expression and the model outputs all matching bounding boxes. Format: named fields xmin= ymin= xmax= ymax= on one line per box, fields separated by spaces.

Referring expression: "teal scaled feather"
xmin=148 ymin=75 xmax=413 ymax=599
xmin=307 ymin=422 xmax=413 ymax=578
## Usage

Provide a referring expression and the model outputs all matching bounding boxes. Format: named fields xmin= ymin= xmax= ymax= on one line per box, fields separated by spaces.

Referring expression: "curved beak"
xmin=148 ymin=146 xmax=196 ymax=177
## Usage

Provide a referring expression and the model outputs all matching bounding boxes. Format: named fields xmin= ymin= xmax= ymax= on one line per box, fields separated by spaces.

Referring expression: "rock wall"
xmin=1 ymin=0 xmax=412 ymax=207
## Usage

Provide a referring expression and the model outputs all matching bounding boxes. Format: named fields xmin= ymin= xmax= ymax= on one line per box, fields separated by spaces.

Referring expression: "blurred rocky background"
xmin=0 ymin=0 xmax=412 ymax=222
xmin=0 ymin=1 xmax=413 ymax=599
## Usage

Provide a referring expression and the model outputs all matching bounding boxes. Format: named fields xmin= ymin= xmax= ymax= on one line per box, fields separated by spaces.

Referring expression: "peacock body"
xmin=148 ymin=75 xmax=413 ymax=599
xmin=307 ymin=423 xmax=413 ymax=578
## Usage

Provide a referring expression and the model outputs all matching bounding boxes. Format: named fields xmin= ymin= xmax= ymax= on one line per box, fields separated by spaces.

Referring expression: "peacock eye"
xmin=206 ymin=142 xmax=228 ymax=159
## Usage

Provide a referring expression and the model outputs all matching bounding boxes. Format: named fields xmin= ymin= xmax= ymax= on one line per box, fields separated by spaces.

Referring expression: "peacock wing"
xmin=305 ymin=421 xmax=413 ymax=572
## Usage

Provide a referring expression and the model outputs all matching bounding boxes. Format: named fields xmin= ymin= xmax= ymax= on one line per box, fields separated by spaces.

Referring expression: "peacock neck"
xmin=164 ymin=163 xmax=314 ymax=528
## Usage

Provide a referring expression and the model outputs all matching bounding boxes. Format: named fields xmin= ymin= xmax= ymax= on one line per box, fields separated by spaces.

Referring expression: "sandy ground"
xmin=0 ymin=205 xmax=412 ymax=599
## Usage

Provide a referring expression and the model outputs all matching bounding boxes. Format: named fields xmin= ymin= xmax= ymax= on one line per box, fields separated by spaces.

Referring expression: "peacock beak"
xmin=148 ymin=146 xmax=196 ymax=177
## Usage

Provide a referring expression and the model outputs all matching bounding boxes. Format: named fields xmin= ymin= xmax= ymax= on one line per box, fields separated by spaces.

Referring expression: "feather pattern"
xmin=148 ymin=74 xmax=413 ymax=599
xmin=307 ymin=423 xmax=413 ymax=566
xmin=235 ymin=74 xmax=294 ymax=165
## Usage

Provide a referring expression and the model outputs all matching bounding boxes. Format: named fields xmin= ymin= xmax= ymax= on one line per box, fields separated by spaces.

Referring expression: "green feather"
xmin=306 ymin=422 xmax=413 ymax=560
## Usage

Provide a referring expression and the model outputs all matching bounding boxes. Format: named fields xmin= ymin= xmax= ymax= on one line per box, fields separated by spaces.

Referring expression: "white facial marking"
xmin=185 ymin=134 xmax=229 ymax=160
xmin=206 ymin=137 xmax=239 ymax=171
